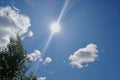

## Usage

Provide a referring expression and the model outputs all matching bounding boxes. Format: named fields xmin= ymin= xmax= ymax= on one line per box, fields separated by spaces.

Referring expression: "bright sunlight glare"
xmin=51 ymin=22 xmax=60 ymax=33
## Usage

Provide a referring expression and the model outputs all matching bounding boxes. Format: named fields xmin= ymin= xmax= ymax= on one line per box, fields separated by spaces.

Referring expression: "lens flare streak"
xmin=42 ymin=0 xmax=69 ymax=55
xmin=57 ymin=0 xmax=69 ymax=24
xmin=42 ymin=32 xmax=54 ymax=55
xmin=28 ymin=0 xmax=70 ymax=75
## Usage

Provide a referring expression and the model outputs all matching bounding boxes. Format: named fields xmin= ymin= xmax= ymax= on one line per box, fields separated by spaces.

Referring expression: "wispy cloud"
xmin=69 ymin=43 xmax=98 ymax=68
xmin=27 ymin=50 xmax=52 ymax=75
xmin=0 ymin=6 xmax=31 ymax=47
xmin=42 ymin=57 xmax=52 ymax=65
xmin=27 ymin=50 xmax=52 ymax=65
xmin=27 ymin=30 xmax=34 ymax=37
xmin=27 ymin=50 xmax=42 ymax=62
xmin=37 ymin=77 xmax=46 ymax=80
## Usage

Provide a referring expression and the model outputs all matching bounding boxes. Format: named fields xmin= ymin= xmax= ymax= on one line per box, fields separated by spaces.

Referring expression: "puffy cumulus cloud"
xmin=0 ymin=6 xmax=31 ymax=47
xmin=43 ymin=57 xmax=52 ymax=65
xmin=27 ymin=50 xmax=42 ymax=62
xmin=37 ymin=77 xmax=46 ymax=80
xmin=27 ymin=50 xmax=52 ymax=66
xmin=27 ymin=30 xmax=33 ymax=37
xmin=69 ymin=43 xmax=98 ymax=68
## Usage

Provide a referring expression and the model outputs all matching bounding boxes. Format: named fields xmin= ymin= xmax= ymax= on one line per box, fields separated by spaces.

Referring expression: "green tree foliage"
xmin=0 ymin=36 xmax=37 ymax=80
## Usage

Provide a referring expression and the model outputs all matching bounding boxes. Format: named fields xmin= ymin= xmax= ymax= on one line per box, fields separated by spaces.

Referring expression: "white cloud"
xmin=27 ymin=30 xmax=33 ymax=37
xmin=43 ymin=57 xmax=52 ymax=65
xmin=0 ymin=6 xmax=31 ymax=47
xmin=69 ymin=43 xmax=98 ymax=68
xmin=27 ymin=50 xmax=42 ymax=62
xmin=27 ymin=50 xmax=52 ymax=65
xmin=37 ymin=77 xmax=46 ymax=80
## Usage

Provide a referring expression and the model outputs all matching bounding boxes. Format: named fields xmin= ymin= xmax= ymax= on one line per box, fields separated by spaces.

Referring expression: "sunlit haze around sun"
xmin=50 ymin=22 xmax=60 ymax=33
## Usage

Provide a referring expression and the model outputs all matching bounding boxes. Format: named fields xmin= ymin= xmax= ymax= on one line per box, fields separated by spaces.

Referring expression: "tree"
xmin=0 ymin=36 xmax=37 ymax=80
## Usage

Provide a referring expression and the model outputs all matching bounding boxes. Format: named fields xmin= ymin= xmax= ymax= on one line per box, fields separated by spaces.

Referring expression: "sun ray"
xmin=57 ymin=0 xmax=69 ymax=24
xmin=28 ymin=0 xmax=70 ymax=75
xmin=42 ymin=32 xmax=54 ymax=55
xmin=41 ymin=0 xmax=69 ymax=56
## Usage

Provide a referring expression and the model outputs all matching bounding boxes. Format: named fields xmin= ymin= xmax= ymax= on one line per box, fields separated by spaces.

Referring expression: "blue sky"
xmin=0 ymin=0 xmax=120 ymax=80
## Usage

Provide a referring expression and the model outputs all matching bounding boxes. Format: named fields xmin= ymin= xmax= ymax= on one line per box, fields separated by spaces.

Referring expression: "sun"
xmin=50 ymin=22 xmax=60 ymax=33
